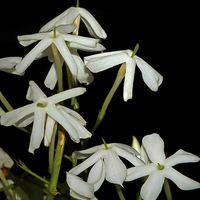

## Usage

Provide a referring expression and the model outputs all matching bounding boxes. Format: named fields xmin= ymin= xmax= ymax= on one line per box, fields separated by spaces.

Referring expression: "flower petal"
xmin=126 ymin=163 xmax=156 ymax=182
xmin=86 ymin=51 xmax=129 ymax=73
xmin=141 ymin=170 xmax=165 ymax=200
xmin=48 ymin=87 xmax=86 ymax=104
xmin=135 ymin=56 xmax=163 ymax=91
xmin=165 ymin=167 xmax=200 ymax=190
xmin=70 ymin=149 xmax=106 ymax=175
xmin=53 ymin=37 xmax=78 ymax=76
xmin=0 ymin=57 xmax=22 ymax=69
xmin=165 ymin=149 xmax=200 ymax=167
xmin=142 ymin=133 xmax=166 ymax=163
xmin=28 ymin=108 xmax=46 ymax=153
xmin=44 ymin=116 xmax=56 ymax=146
xmin=16 ymin=38 xmax=52 ymax=74
xmin=0 ymin=148 xmax=14 ymax=168
xmin=123 ymin=58 xmax=136 ymax=101
xmin=67 ymin=173 xmax=95 ymax=199
xmin=104 ymin=149 xmax=127 ymax=186
xmin=0 ymin=104 xmax=35 ymax=126
xmin=87 ymin=159 xmax=106 ymax=191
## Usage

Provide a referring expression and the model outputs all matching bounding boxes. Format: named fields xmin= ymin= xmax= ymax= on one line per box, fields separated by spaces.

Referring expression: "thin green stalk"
xmin=164 ymin=178 xmax=173 ymax=200
xmin=51 ymin=43 xmax=63 ymax=93
xmin=115 ymin=184 xmax=126 ymax=200
xmin=91 ymin=63 xmax=126 ymax=134
xmin=47 ymin=127 xmax=66 ymax=200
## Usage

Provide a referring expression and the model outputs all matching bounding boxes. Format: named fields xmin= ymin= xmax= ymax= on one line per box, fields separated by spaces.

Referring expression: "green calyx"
xmin=101 ymin=138 xmax=109 ymax=150
xmin=157 ymin=163 xmax=165 ymax=170
xmin=37 ymin=102 xmax=47 ymax=108
xmin=131 ymin=43 xmax=139 ymax=58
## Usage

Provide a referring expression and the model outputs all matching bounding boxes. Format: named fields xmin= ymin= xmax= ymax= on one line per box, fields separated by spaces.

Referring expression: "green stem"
xmin=115 ymin=184 xmax=126 ymax=200
xmin=51 ymin=43 xmax=63 ymax=93
xmin=164 ymin=178 xmax=173 ymax=200
xmin=91 ymin=63 xmax=126 ymax=134
xmin=47 ymin=127 xmax=66 ymax=200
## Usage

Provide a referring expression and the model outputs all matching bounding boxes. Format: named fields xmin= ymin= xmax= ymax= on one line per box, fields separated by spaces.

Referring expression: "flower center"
xmin=37 ymin=101 xmax=48 ymax=108
xmin=157 ymin=163 xmax=165 ymax=170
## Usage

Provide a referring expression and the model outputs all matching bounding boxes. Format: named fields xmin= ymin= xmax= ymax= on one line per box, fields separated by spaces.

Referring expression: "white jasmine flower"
xmin=0 ymin=148 xmax=14 ymax=168
xmin=67 ymin=172 xmax=98 ymax=200
xmin=16 ymin=28 xmax=102 ymax=77
xmin=85 ymin=49 xmax=163 ymax=101
xmin=69 ymin=142 xmax=143 ymax=188
xmin=40 ymin=7 xmax=107 ymax=39
xmin=0 ymin=81 xmax=91 ymax=153
xmin=126 ymin=133 xmax=200 ymax=200
xmin=0 ymin=57 xmax=22 ymax=75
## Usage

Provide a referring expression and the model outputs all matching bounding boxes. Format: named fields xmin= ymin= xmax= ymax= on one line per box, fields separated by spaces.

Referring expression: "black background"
xmin=0 ymin=0 xmax=199 ymax=199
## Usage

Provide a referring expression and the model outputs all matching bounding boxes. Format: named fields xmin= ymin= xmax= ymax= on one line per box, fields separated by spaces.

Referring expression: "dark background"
xmin=0 ymin=0 xmax=199 ymax=199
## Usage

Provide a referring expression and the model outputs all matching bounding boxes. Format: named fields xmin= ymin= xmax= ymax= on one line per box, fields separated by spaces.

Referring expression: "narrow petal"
xmin=48 ymin=87 xmax=86 ymax=104
xmin=87 ymin=159 xmax=106 ymax=191
xmin=53 ymin=37 xmax=78 ymax=76
xmin=28 ymin=108 xmax=46 ymax=153
xmin=0 ymin=104 xmax=35 ymax=126
xmin=78 ymin=7 xmax=107 ymax=39
xmin=44 ymin=63 xmax=58 ymax=90
xmin=126 ymin=163 xmax=156 ymax=181
xmin=165 ymin=149 xmax=200 ymax=167
xmin=86 ymin=51 xmax=129 ymax=73
xmin=123 ymin=59 xmax=136 ymax=101
xmin=44 ymin=116 xmax=56 ymax=146
xmin=142 ymin=133 xmax=166 ymax=163
xmin=67 ymin=173 xmax=95 ymax=199
xmin=69 ymin=150 xmax=106 ymax=175
xmin=0 ymin=57 xmax=22 ymax=69
xmin=165 ymin=167 xmax=200 ymax=190
xmin=135 ymin=56 xmax=163 ymax=91
xmin=26 ymin=81 xmax=47 ymax=102
xmin=141 ymin=170 xmax=165 ymax=200
xmin=16 ymin=38 xmax=52 ymax=74
xmin=104 ymin=149 xmax=127 ymax=186
xmin=0 ymin=148 xmax=14 ymax=168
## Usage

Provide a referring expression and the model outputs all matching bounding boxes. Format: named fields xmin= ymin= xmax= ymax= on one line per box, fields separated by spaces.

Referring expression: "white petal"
xmin=70 ymin=149 xmax=106 ymax=175
xmin=28 ymin=108 xmax=46 ymax=153
xmin=86 ymin=51 xmax=129 ymax=73
xmin=44 ymin=63 xmax=58 ymax=90
xmin=26 ymin=81 xmax=47 ymax=102
xmin=67 ymin=173 xmax=95 ymax=199
xmin=79 ymin=7 xmax=107 ymax=39
xmin=141 ymin=170 xmax=165 ymax=200
xmin=48 ymin=87 xmax=86 ymax=104
xmin=142 ymin=133 xmax=166 ymax=163
xmin=135 ymin=56 xmax=163 ymax=91
xmin=0 ymin=57 xmax=22 ymax=69
xmin=123 ymin=59 xmax=136 ymax=101
xmin=0 ymin=148 xmax=14 ymax=168
xmin=165 ymin=167 xmax=200 ymax=190
xmin=0 ymin=104 xmax=35 ymax=126
xmin=87 ymin=159 xmax=106 ymax=191
xmin=104 ymin=149 xmax=127 ymax=186
xmin=44 ymin=116 xmax=56 ymax=146
xmin=16 ymin=38 xmax=52 ymax=74
xmin=53 ymin=37 xmax=78 ymax=76
xmin=165 ymin=149 xmax=200 ymax=167
xmin=126 ymin=163 xmax=156 ymax=181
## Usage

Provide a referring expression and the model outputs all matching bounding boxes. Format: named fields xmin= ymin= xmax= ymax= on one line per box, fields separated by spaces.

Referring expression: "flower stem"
xmin=47 ymin=127 xmax=66 ymax=200
xmin=91 ymin=63 xmax=126 ymax=134
xmin=164 ymin=178 xmax=173 ymax=200
xmin=115 ymin=184 xmax=126 ymax=200
xmin=51 ymin=43 xmax=63 ymax=93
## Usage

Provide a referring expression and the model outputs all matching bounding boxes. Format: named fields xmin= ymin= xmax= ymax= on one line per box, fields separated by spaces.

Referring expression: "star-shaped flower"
xmin=67 ymin=172 xmax=98 ymax=200
xmin=0 ymin=57 xmax=22 ymax=75
xmin=39 ymin=6 xmax=107 ymax=39
xmin=0 ymin=81 xmax=91 ymax=153
xmin=126 ymin=133 xmax=200 ymax=200
xmin=85 ymin=49 xmax=163 ymax=101
xmin=15 ymin=27 xmax=103 ymax=78
xmin=69 ymin=142 xmax=143 ymax=188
